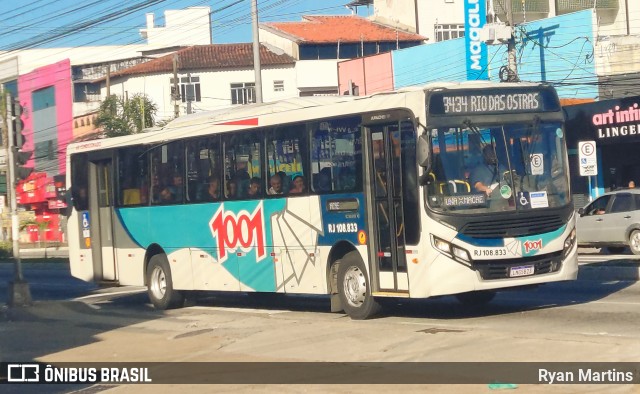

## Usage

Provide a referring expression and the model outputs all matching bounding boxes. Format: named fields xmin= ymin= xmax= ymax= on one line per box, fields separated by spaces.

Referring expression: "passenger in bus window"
xmin=247 ymin=177 xmax=262 ymax=197
xmin=289 ymin=175 xmax=306 ymax=194
xmin=150 ymin=175 xmax=162 ymax=202
xmin=234 ymin=169 xmax=250 ymax=198
xmin=201 ymin=176 xmax=220 ymax=201
xmin=226 ymin=179 xmax=238 ymax=198
xmin=159 ymin=186 xmax=175 ymax=203
xmin=316 ymin=167 xmax=332 ymax=192
xmin=277 ymin=171 xmax=290 ymax=192
xmin=267 ymin=174 xmax=283 ymax=195
xmin=170 ymin=174 xmax=184 ymax=202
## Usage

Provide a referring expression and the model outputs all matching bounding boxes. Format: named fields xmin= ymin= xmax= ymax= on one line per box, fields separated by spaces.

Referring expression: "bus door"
xmin=88 ymin=158 xmax=117 ymax=282
xmin=367 ymin=123 xmax=410 ymax=292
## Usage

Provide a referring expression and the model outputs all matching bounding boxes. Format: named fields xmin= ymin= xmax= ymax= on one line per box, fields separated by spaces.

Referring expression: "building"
xmin=565 ymin=96 xmax=640 ymax=206
xmin=0 ymin=7 xmax=213 ymax=243
xmin=259 ymin=15 xmax=425 ymax=96
xmin=99 ymin=44 xmax=297 ymax=120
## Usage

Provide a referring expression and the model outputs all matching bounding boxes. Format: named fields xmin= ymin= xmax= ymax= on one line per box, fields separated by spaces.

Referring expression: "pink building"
xmin=16 ymin=59 xmax=72 ymax=243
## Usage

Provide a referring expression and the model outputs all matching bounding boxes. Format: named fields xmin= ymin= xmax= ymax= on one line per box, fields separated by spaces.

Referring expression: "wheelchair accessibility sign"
xmin=82 ymin=212 xmax=91 ymax=247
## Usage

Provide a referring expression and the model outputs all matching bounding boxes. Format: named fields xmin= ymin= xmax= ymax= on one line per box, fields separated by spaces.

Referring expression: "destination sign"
xmin=428 ymin=88 xmax=560 ymax=115
xmin=326 ymin=198 xmax=359 ymax=212
xmin=443 ymin=194 xmax=486 ymax=207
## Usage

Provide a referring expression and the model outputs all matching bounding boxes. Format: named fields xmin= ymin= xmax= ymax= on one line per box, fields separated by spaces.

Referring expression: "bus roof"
xmin=66 ymin=81 xmax=553 ymax=155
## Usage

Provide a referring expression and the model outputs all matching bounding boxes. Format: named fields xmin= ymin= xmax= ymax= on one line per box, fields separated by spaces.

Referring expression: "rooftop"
xmin=261 ymin=15 xmax=426 ymax=44
xmin=103 ymin=43 xmax=295 ymax=80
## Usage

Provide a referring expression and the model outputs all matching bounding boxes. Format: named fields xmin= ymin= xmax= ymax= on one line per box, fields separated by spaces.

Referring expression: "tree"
xmin=96 ymin=94 xmax=158 ymax=138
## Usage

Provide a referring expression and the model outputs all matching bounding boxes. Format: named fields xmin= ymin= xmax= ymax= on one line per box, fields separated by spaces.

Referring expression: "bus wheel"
xmin=455 ymin=290 xmax=496 ymax=306
xmin=629 ymin=230 xmax=640 ymax=255
xmin=147 ymin=254 xmax=184 ymax=310
xmin=337 ymin=251 xmax=381 ymax=320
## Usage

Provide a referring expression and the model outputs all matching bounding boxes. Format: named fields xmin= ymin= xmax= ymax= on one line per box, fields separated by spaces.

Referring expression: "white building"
xmin=100 ymin=44 xmax=297 ymax=121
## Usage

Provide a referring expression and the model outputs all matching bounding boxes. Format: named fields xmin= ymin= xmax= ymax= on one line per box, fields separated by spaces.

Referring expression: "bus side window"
xmin=310 ymin=117 xmax=362 ymax=194
xmin=150 ymin=141 xmax=184 ymax=205
xmin=224 ymin=132 xmax=262 ymax=200
xmin=117 ymin=147 xmax=147 ymax=206
xmin=185 ymin=137 xmax=221 ymax=203
xmin=70 ymin=153 xmax=89 ymax=211
xmin=266 ymin=125 xmax=307 ymax=196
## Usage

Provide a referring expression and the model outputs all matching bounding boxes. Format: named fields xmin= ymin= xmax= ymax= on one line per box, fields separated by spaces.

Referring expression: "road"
xmin=1 ymin=255 xmax=639 ymax=393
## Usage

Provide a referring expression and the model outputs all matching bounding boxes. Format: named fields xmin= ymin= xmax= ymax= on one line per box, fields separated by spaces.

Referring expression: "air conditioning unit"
xmin=480 ymin=23 xmax=513 ymax=45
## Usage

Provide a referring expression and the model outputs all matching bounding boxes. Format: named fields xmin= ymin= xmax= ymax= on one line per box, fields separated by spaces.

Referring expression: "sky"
xmin=0 ymin=0 xmax=372 ymax=51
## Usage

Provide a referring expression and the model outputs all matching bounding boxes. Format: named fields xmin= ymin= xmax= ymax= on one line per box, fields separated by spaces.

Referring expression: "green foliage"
xmin=96 ymin=94 xmax=158 ymax=138
xmin=0 ymin=241 xmax=12 ymax=259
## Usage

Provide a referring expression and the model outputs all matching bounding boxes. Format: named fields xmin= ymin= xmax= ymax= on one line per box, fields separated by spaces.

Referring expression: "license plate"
xmin=509 ymin=265 xmax=535 ymax=277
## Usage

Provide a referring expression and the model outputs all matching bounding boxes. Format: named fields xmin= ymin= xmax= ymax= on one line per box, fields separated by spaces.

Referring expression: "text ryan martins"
xmin=538 ymin=368 xmax=634 ymax=384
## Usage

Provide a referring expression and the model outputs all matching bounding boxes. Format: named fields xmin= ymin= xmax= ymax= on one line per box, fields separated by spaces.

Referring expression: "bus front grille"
xmin=460 ymin=214 xmax=564 ymax=238
xmin=473 ymin=251 xmax=563 ymax=280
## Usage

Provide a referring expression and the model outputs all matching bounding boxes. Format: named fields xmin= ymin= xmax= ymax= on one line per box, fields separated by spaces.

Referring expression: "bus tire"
xmin=337 ymin=251 xmax=381 ymax=320
xmin=147 ymin=254 xmax=184 ymax=310
xmin=455 ymin=290 xmax=496 ymax=306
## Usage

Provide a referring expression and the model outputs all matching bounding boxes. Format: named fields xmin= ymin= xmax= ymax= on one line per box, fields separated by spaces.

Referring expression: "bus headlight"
xmin=433 ymin=236 xmax=471 ymax=265
xmin=452 ymin=246 xmax=471 ymax=262
xmin=563 ymin=228 xmax=576 ymax=256
xmin=433 ymin=237 xmax=451 ymax=254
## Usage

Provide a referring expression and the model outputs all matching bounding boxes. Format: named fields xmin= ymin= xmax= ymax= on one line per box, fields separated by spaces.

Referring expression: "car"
xmin=576 ymin=188 xmax=640 ymax=255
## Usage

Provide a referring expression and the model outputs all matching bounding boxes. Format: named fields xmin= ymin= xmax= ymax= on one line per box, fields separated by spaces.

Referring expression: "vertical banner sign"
xmin=464 ymin=0 xmax=489 ymax=80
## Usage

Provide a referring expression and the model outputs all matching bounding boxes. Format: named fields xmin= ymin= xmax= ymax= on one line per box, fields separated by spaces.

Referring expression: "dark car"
xmin=576 ymin=189 xmax=640 ymax=254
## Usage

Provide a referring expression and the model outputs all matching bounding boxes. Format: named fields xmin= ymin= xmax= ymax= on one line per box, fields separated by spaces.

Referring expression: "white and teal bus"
xmin=67 ymin=81 xmax=578 ymax=319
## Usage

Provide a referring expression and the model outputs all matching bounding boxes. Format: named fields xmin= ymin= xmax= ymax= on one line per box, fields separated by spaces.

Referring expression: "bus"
xmin=66 ymin=81 xmax=578 ymax=319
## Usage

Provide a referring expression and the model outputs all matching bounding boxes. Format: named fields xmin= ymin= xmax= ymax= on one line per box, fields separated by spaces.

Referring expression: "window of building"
xmin=224 ymin=132 xmax=262 ymax=198
xmin=231 ymin=82 xmax=256 ymax=105
xmin=273 ymin=80 xmax=285 ymax=92
xmin=310 ymin=117 xmax=362 ymax=193
xmin=434 ymin=24 xmax=465 ymax=42
xmin=170 ymin=75 xmax=201 ymax=102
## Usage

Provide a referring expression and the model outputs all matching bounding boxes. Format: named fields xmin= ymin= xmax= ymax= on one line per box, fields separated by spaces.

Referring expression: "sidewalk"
xmin=18 ymin=246 xmax=69 ymax=259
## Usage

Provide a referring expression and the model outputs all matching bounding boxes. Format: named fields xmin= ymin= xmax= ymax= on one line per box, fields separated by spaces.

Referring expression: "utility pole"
xmin=173 ymin=54 xmax=180 ymax=117
xmin=505 ymin=0 xmax=519 ymax=82
xmin=5 ymin=93 xmax=31 ymax=307
xmin=251 ymin=0 xmax=263 ymax=104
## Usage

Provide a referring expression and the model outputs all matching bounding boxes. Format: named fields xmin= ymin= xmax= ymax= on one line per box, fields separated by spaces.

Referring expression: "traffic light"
xmin=12 ymin=100 xmax=33 ymax=181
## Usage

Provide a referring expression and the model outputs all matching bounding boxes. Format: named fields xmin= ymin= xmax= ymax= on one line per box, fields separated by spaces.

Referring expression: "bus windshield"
xmin=426 ymin=120 xmax=570 ymax=214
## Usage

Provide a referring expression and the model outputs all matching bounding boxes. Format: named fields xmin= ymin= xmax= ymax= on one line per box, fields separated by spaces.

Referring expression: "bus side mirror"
xmin=417 ymin=134 xmax=430 ymax=168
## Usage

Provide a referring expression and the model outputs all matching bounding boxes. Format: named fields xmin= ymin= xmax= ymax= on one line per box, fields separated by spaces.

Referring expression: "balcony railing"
xmin=556 ymin=0 xmax=619 ymax=12
xmin=495 ymin=0 xmax=550 ymax=13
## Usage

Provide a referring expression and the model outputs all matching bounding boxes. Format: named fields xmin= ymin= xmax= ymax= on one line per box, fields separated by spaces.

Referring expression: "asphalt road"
xmin=1 ymin=255 xmax=640 ymax=393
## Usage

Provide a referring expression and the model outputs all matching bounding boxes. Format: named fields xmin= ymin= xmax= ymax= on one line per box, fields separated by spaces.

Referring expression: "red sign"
xmin=209 ymin=203 xmax=266 ymax=263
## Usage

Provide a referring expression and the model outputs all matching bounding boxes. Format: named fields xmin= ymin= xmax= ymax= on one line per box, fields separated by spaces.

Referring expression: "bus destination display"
xmin=443 ymin=93 xmax=539 ymax=114
xmin=428 ymin=88 xmax=560 ymax=115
